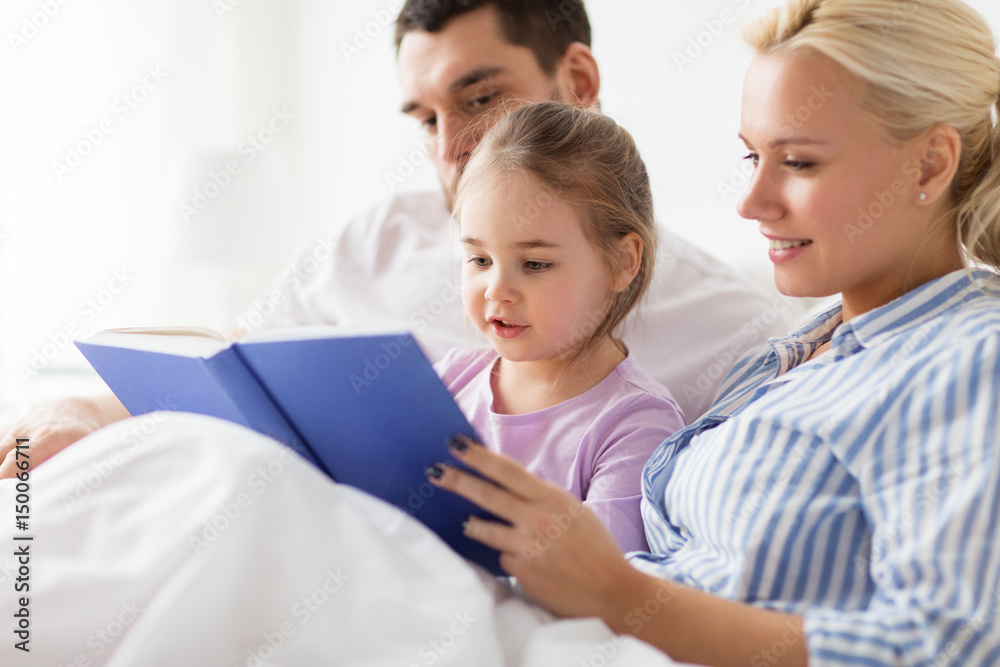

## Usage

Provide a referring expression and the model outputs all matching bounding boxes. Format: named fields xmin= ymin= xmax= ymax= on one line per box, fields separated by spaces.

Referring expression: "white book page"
xmin=82 ymin=327 xmax=230 ymax=357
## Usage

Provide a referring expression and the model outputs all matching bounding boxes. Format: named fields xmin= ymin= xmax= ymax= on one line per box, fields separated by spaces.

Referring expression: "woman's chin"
xmin=772 ymin=276 xmax=836 ymax=300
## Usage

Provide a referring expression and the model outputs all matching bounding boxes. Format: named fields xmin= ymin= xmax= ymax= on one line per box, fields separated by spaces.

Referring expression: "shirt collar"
xmin=837 ymin=268 xmax=1000 ymax=352
xmin=765 ymin=268 xmax=999 ymax=367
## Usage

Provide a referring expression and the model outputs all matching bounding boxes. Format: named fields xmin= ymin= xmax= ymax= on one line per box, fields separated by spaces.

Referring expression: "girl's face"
xmin=738 ymin=52 xmax=957 ymax=315
xmin=459 ymin=175 xmax=615 ymax=365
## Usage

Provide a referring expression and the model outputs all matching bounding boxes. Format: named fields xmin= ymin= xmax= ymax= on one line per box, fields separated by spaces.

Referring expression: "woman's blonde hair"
xmin=744 ymin=0 xmax=1000 ymax=270
xmin=453 ymin=101 xmax=657 ymax=364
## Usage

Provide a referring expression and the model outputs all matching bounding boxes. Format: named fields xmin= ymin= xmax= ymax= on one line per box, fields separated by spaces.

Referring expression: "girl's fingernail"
xmin=449 ymin=436 xmax=469 ymax=453
xmin=424 ymin=464 xmax=445 ymax=479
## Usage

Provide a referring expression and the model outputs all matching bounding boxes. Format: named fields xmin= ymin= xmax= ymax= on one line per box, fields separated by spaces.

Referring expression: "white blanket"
xmin=0 ymin=413 xmax=686 ymax=666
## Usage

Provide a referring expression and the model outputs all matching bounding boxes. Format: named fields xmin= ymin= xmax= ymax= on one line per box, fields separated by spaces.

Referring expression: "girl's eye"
xmin=524 ymin=261 xmax=551 ymax=272
xmin=421 ymin=116 xmax=437 ymax=132
xmin=468 ymin=256 xmax=491 ymax=268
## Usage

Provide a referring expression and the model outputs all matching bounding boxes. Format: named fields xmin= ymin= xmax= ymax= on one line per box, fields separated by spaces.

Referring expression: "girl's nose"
xmin=484 ymin=269 xmax=518 ymax=303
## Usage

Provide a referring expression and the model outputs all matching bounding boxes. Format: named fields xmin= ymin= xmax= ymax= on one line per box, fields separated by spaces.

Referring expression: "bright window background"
xmin=2 ymin=0 xmax=999 ymax=407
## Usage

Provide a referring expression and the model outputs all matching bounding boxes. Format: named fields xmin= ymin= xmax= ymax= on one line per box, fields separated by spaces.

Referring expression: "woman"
xmin=3 ymin=0 xmax=999 ymax=665
xmin=431 ymin=0 xmax=1000 ymax=664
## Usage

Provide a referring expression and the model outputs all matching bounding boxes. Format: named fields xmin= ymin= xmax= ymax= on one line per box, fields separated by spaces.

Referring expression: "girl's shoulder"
xmin=434 ymin=347 xmax=497 ymax=391
xmin=605 ymin=354 xmax=687 ymax=426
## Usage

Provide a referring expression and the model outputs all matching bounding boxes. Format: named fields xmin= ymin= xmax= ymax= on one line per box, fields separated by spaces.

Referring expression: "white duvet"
xmin=0 ymin=412 xmax=687 ymax=666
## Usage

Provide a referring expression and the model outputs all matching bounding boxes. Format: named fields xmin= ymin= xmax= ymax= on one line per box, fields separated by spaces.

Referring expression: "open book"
xmin=75 ymin=326 xmax=502 ymax=574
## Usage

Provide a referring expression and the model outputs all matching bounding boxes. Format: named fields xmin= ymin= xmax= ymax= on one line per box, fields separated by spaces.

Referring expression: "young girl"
xmin=432 ymin=102 xmax=686 ymax=554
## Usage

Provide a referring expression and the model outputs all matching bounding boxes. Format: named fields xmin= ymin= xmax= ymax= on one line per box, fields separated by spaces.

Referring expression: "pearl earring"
xmin=919 ymin=193 xmax=928 ymax=201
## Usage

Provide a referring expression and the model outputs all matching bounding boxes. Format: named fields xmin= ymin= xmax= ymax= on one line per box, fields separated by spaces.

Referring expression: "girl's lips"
xmin=490 ymin=319 xmax=528 ymax=339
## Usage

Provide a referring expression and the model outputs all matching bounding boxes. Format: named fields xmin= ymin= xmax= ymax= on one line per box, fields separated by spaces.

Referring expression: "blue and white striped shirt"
xmin=632 ymin=268 xmax=1000 ymax=666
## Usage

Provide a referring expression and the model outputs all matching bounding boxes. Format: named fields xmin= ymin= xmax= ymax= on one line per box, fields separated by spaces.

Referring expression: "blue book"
xmin=75 ymin=326 xmax=502 ymax=575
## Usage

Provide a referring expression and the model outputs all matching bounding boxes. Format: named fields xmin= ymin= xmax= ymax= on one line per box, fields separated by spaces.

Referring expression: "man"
xmin=0 ymin=0 xmax=789 ymax=478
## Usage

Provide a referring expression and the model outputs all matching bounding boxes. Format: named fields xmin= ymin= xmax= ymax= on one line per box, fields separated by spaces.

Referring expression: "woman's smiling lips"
xmin=764 ymin=234 xmax=814 ymax=264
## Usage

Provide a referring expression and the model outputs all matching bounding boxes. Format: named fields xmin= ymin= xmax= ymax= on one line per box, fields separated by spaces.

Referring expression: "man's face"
xmin=398 ymin=6 xmax=569 ymax=207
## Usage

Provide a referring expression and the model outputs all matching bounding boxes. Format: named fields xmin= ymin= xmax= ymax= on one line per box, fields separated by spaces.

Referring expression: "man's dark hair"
xmin=394 ymin=0 xmax=592 ymax=75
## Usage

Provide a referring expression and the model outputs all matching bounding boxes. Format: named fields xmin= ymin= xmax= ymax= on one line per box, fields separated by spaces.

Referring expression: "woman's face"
xmin=737 ymin=51 xmax=957 ymax=316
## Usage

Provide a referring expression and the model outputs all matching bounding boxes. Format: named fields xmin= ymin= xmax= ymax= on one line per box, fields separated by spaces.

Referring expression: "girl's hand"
xmin=427 ymin=435 xmax=640 ymax=621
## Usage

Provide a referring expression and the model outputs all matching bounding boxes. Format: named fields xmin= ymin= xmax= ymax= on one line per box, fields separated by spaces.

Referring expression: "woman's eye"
xmin=524 ymin=261 xmax=551 ymax=272
xmin=743 ymin=152 xmax=760 ymax=167
xmin=784 ymin=160 xmax=815 ymax=171
xmin=468 ymin=257 xmax=490 ymax=268
xmin=421 ymin=116 xmax=437 ymax=132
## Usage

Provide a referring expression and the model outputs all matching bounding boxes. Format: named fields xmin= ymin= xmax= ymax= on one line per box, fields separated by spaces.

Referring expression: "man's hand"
xmin=0 ymin=394 xmax=129 ymax=479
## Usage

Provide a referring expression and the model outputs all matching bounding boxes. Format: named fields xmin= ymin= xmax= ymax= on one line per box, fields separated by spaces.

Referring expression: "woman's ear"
xmin=612 ymin=233 xmax=643 ymax=293
xmin=556 ymin=43 xmax=600 ymax=108
xmin=916 ymin=125 xmax=962 ymax=205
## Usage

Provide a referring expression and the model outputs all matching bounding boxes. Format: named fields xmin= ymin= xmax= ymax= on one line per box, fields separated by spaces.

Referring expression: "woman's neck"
xmin=490 ymin=337 xmax=626 ymax=415
xmin=841 ymin=238 xmax=964 ymax=323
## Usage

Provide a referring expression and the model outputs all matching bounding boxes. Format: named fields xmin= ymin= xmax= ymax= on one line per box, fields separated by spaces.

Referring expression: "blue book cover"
xmin=75 ymin=327 xmax=502 ymax=575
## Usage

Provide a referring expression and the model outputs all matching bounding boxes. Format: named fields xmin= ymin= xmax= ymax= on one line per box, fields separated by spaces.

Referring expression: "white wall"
xmin=2 ymin=0 xmax=999 ymax=404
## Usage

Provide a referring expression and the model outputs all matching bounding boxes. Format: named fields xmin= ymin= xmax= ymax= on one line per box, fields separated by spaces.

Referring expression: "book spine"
xmin=203 ymin=350 xmax=326 ymax=473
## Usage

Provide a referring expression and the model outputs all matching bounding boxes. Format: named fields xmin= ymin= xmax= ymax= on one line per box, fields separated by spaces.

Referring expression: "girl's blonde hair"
xmin=744 ymin=0 xmax=1000 ymax=270
xmin=453 ymin=102 xmax=657 ymax=363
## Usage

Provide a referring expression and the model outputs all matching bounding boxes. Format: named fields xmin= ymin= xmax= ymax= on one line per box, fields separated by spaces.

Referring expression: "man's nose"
xmin=436 ymin=113 xmax=478 ymax=168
